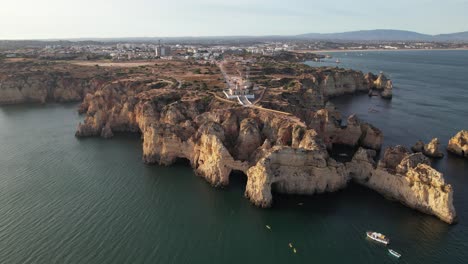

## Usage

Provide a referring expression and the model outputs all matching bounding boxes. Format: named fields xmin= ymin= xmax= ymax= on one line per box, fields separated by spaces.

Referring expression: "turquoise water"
xmin=1 ymin=50 xmax=467 ymax=263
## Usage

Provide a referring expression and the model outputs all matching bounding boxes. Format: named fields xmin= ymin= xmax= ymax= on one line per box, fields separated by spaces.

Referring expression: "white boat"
xmin=388 ymin=249 xmax=401 ymax=258
xmin=366 ymin=231 xmax=390 ymax=245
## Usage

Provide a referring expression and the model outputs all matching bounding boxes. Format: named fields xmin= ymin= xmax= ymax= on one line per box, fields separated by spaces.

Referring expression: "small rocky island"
xmin=448 ymin=130 xmax=468 ymax=159
xmin=0 ymin=52 xmax=456 ymax=224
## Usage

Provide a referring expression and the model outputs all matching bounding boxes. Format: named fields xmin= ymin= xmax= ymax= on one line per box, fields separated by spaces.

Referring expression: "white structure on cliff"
xmin=155 ymin=46 xmax=171 ymax=57
xmin=224 ymin=84 xmax=254 ymax=99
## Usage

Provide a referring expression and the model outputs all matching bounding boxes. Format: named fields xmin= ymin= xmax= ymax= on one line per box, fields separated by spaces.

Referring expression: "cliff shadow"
xmin=172 ymin=157 xmax=192 ymax=167
xmin=229 ymin=170 xmax=248 ymax=193
xmin=329 ymin=143 xmax=358 ymax=163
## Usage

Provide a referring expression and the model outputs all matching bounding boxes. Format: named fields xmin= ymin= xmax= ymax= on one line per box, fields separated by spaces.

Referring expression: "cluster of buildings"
xmin=1 ymin=40 xmax=467 ymax=61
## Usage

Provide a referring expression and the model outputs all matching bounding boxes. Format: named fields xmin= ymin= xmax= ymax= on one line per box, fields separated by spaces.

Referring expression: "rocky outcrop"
xmin=0 ymin=70 xmax=106 ymax=105
xmin=319 ymin=70 xmax=368 ymax=97
xmin=411 ymin=138 xmax=444 ymax=158
xmin=302 ymin=70 xmax=394 ymax=100
xmin=347 ymin=147 xmax=456 ymax=224
xmin=447 ymin=130 xmax=468 ymax=159
xmin=411 ymin=140 xmax=425 ymax=152
xmin=71 ymin=59 xmax=456 ymax=225
xmin=246 ymin=145 xmax=348 ymax=207
xmin=309 ymin=109 xmax=383 ymax=150
xmin=423 ymin=138 xmax=444 ymax=158
xmin=365 ymin=72 xmax=393 ymax=99
xmin=235 ymin=118 xmax=262 ymax=161
xmin=374 ymin=73 xmax=393 ymax=99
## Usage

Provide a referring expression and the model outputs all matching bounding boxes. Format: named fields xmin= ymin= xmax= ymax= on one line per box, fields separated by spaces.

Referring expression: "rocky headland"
xmin=347 ymin=147 xmax=455 ymax=223
xmin=0 ymin=60 xmax=113 ymax=104
xmin=74 ymin=56 xmax=454 ymax=224
xmin=0 ymin=54 xmax=456 ymax=224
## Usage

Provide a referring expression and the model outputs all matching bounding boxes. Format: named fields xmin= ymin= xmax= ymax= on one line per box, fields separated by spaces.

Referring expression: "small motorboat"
xmin=266 ymin=225 xmax=271 ymax=230
xmin=388 ymin=249 xmax=401 ymax=258
xmin=289 ymin=243 xmax=293 ymax=248
xmin=366 ymin=231 xmax=390 ymax=245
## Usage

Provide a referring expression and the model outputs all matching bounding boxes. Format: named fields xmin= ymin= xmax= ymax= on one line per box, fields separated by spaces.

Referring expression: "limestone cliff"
xmin=319 ymin=70 xmax=369 ymax=97
xmin=447 ymin=130 xmax=468 ymax=159
xmin=246 ymin=146 xmax=348 ymax=207
xmin=0 ymin=61 xmax=111 ymax=105
xmin=71 ymin=59 xmax=456 ymax=225
xmin=347 ymin=147 xmax=456 ymax=224
xmin=0 ymin=73 xmax=104 ymax=104
xmin=411 ymin=138 xmax=444 ymax=158
xmin=317 ymin=70 xmax=393 ymax=99
xmin=309 ymin=108 xmax=383 ymax=150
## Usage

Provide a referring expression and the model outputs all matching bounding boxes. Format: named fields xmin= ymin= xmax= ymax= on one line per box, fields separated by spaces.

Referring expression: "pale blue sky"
xmin=1 ymin=0 xmax=467 ymax=39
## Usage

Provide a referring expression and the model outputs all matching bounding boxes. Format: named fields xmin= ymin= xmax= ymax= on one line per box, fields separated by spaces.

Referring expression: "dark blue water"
xmin=0 ymin=51 xmax=467 ymax=263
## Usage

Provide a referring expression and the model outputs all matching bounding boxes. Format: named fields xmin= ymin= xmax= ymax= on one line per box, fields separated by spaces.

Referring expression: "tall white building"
xmin=155 ymin=45 xmax=172 ymax=57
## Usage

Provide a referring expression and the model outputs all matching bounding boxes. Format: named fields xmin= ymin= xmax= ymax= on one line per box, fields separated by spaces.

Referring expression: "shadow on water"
xmin=228 ymin=170 xmax=248 ymax=194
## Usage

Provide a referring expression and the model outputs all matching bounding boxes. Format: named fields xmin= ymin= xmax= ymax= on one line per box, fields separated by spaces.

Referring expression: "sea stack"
xmin=447 ymin=130 xmax=468 ymax=158
xmin=423 ymin=138 xmax=444 ymax=158
xmin=411 ymin=138 xmax=444 ymax=159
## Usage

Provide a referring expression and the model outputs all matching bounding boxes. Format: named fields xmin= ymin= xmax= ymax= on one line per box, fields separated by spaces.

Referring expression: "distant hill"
xmin=434 ymin=31 xmax=468 ymax=41
xmin=296 ymin=29 xmax=468 ymax=42
xmin=2 ymin=29 xmax=468 ymax=43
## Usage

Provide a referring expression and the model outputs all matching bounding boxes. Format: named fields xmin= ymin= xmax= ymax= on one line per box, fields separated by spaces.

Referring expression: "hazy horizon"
xmin=1 ymin=0 xmax=468 ymax=40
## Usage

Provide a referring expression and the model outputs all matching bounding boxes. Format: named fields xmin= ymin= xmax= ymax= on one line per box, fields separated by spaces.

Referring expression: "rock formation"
xmin=5 ymin=56 xmax=453 ymax=224
xmin=411 ymin=140 xmax=425 ymax=152
xmin=411 ymin=138 xmax=444 ymax=158
xmin=364 ymin=72 xmax=393 ymax=99
xmin=423 ymin=138 xmax=444 ymax=158
xmin=0 ymin=61 xmax=111 ymax=105
xmin=309 ymin=109 xmax=383 ymax=150
xmin=447 ymin=130 xmax=468 ymax=159
xmin=246 ymin=146 xmax=348 ymax=207
xmin=71 ymin=74 xmax=459 ymax=225
xmin=315 ymin=70 xmax=393 ymax=100
xmin=347 ymin=147 xmax=456 ymax=224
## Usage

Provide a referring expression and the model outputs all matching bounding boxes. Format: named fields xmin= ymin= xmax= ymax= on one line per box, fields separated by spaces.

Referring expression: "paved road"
xmin=238 ymin=95 xmax=252 ymax=106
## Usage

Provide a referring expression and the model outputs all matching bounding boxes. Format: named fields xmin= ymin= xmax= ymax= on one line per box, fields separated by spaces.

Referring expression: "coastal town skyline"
xmin=1 ymin=0 xmax=468 ymax=39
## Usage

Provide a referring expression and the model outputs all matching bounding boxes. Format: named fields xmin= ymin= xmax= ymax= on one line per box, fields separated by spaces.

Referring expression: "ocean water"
xmin=1 ymin=50 xmax=467 ymax=264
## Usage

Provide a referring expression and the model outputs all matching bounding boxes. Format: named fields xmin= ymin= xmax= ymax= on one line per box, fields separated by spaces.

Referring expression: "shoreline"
xmin=296 ymin=48 xmax=468 ymax=54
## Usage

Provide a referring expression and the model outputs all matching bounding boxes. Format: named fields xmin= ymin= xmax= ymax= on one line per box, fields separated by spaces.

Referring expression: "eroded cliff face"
xmin=411 ymin=138 xmax=444 ymax=158
xmin=447 ymin=130 xmax=468 ymax=159
xmin=0 ymin=61 xmax=112 ymax=105
xmin=73 ymin=67 xmax=455 ymax=224
xmin=347 ymin=147 xmax=456 ymax=224
xmin=0 ymin=73 xmax=105 ymax=104
xmin=246 ymin=144 xmax=348 ymax=207
xmin=317 ymin=70 xmax=392 ymax=99
xmin=309 ymin=107 xmax=383 ymax=150
xmin=370 ymin=73 xmax=393 ymax=99
xmin=319 ymin=70 xmax=368 ymax=97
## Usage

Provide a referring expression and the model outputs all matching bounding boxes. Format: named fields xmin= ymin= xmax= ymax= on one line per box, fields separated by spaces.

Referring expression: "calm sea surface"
xmin=1 ymin=50 xmax=467 ymax=263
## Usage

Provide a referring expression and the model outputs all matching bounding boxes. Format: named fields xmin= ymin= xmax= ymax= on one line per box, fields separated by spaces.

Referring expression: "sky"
xmin=1 ymin=0 xmax=467 ymax=39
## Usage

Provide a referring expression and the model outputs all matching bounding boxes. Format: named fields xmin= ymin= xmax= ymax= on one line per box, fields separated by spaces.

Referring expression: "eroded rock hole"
xmin=330 ymin=143 xmax=358 ymax=163
xmin=173 ymin=157 xmax=191 ymax=167
xmin=229 ymin=170 xmax=248 ymax=193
